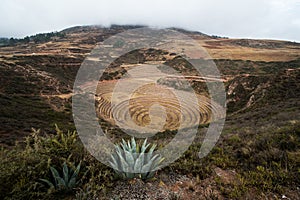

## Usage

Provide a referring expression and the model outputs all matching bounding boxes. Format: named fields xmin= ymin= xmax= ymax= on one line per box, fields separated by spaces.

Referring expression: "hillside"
xmin=0 ymin=25 xmax=299 ymax=199
xmin=0 ymin=25 xmax=299 ymax=144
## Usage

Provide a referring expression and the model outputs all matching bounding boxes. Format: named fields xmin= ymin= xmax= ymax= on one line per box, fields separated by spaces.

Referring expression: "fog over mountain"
xmin=1 ymin=0 xmax=300 ymax=42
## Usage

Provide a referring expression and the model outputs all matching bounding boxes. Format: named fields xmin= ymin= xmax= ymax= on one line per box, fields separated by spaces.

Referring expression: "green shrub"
xmin=0 ymin=126 xmax=89 ymax=199
xmin=0 ymin=146 xmax=50 ymax=199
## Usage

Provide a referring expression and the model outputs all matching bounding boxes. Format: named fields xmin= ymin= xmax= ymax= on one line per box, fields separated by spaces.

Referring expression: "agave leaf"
xmin=109 ymin=161 xmax=118 ymax=170
xmin=150 ymin=154 xmax=162 ymax=165
xmin=110 ymin=154 xmax=119 ymax=169
xmin=120 ymin=142 xmax=129 ymax=152
xmin=136 ymin=142 xmax=140 ymax=153
xmin=143 ymin=154 xmax=160 ymax=168
xmin=132 ymin=152 xmax=138 ymax=160
xmin=151 ymin=157 xmax=165 ymax=171
xmin=50 ymin=166 xmax=61 ymax=186
xmin=145 ymin=144 xmax=157 ymax=161
xmin=115 ymin=144 xmax=124 ymax=157
xmin=56 ymin=176 xmax=66 ymax=189
xmin=141 ymin=139 xmax=149 ymax=153
xmin=149 ymin=144 xmax=157 ymax=154
xmin=115 ymin=144 xmax=121 ymax=152
xmin=52 ymin=168 xmax=63 ymax=179
xmin=112 ymin=153 xmax=119 ymax=163
xmin=121 ymin=138 xmax=127 ymax=146
xmin=117 ymin=151 xmax=129 ymax=172
xmin=116 ymin=149 xmax=123 ymax=161
xmin=131 ymin=137 xmax=136 ymax=153
xmin=40 ymin=178 xmax=55 ymax=188
xmin=62 ymin=162 xmax=69 ymax=183
xmin=70 ymin=162 xmax=81 ymax=181
xmin=68 ymin=177 xmax=76 ymax=188
xmin=124 ymin=150 xmax=135 ymax=170
xmin=134 ymin=152 xmax=144 ymax=172
xmin=141 ymin=156 xmax=162 ymax=179
xmin=127 ymin=140 xmax=131 ymax=150
xmin=141 ymin=160 xmax=153 ymax=173
xmin=121 ymin=139 xmax=129 ymax=150
xmin=158 ymin=157 xmax=165 ymax=164
xmin=144 ymin=154 xmax=161 ymax=172
xmin=142 ymin=138 xmax=147 ymax=147
xmin=50 ymin=167 xmax=66 ymax=189
xmin=141 ymin=143 xmax=150 ymax=154
xmin=121 ymin=139 xmax=128 ymax=148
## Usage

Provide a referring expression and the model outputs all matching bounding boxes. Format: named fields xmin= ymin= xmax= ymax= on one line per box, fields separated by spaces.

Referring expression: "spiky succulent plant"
xmin=40 ymin=162 xmax=81 ymax=192
xmin=109 ymin=137 xmax=164 ymax=180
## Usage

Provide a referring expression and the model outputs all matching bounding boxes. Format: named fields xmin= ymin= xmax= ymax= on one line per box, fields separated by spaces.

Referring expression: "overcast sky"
xmin=1 ymin=0 xmax=300 ymax=42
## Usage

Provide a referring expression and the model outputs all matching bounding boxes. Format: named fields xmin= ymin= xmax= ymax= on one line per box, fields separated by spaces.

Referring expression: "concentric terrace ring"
xmin=72 ymin=27 xmax=226 ymax=172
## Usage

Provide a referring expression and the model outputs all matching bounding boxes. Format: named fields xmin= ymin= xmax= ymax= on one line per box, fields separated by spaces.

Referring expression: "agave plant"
xmin=40 ymin=162 xmax=81 ymax=192
xmin=109 ymin=137 xmax=164 ymax=180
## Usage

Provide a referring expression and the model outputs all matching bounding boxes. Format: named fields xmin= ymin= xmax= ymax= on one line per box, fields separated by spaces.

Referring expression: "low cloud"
xmin=1 ymin=0 xmax=299 ymax=42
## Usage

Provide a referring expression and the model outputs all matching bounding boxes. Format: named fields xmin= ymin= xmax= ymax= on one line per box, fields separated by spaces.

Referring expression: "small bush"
xmin=0 ymin=126 xmax=113 ymax=199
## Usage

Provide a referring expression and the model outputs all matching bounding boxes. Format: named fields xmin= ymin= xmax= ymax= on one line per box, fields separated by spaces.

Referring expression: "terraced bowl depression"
xmin=95 ymin=65 xmax=224 ymax=135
